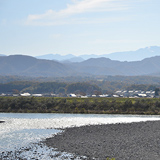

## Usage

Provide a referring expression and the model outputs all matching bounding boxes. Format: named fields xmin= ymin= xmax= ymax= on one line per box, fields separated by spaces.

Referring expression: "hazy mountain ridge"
xmin=36 ymin=54 xmax=76 ymax=61
xmin=103 ymin=46 xmax=160 ymax=61
xmin=1 ymin=54 xmax=160 ymax=77
xmin=0 ymin=54 xmax=6 ymax=57
xmin=35 ymin=46 xmax=160 ymax=62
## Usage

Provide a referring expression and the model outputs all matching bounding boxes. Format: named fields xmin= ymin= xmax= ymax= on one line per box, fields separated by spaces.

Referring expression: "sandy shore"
xmin=43 ymin=121 xmax=160 ymax=160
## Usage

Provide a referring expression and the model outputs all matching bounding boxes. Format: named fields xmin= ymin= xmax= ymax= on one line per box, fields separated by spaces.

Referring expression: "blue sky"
xmin=0 ymin=0 xmax=160 ymax=56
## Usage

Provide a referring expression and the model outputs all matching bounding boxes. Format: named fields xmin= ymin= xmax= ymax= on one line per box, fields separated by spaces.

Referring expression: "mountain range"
xmin=0 ymin=55 xmax=75 ymax=77
xmin=36 ymin=46 xmax=160 ymax=62
xmin=1 ymin=54 xmax=160 ymax=77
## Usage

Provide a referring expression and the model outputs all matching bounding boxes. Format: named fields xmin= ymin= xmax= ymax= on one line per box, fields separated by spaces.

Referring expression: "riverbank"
xmin=1 ymin=96 xmax=160 ymax=114
xmin=44 ymin=120 xmax=160 ymax=160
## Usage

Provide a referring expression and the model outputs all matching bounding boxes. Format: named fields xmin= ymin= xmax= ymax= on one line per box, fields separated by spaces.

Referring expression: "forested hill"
xmin=1 ymin=55 xmax=160 ymax=77
xmin=75 ymin=56 xmax=160 ymax=76
xmin=0 ymin=55 xmax=76 ymax=77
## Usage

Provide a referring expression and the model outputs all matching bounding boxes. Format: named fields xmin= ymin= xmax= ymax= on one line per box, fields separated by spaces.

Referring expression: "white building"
xmin=69 ymin=94 xmax=77 ymax=97
xmin=32 ymin=94 xmax=42 ymax=97
xmin=20 ymin=93 xmax=31 ymax=97
xmin=99 ymin=94 xmax=109 ymax=97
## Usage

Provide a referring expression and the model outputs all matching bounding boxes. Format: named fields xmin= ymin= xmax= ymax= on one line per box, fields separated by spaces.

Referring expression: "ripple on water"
xmin=1 ymin=113 xmax=160 ymax=159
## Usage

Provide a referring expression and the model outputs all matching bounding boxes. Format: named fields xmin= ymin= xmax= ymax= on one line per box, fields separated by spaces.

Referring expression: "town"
xmin=0 ymin=90 xmax=157 ymax=98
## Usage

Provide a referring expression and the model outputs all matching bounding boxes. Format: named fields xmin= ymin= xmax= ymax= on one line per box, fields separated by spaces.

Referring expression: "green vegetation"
xmin=1 ymin=97 xmax=160 ymax=114
xmin=0 ymin=81 xmax=101 ymax=95
xmin=106 ymin=158 xmax=115 ymax=160
xmin=0 ymin=79 xmax=160 ymax=95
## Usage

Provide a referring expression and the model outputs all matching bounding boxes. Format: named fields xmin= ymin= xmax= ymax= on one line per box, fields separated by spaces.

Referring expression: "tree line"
xmin=0 ymin=81 xmax=101 ymax=95
xmin=0 ymin=97 xmax=160 ymax=114
xmin=0 ymin=80 xmax=159 ymax=95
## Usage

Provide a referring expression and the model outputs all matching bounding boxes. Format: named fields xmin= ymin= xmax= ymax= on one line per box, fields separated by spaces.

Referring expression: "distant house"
xmin=50 ymin=93 xmax=56 ymax=96
xmin=81 ymin=96 xmax=88 ymax=98
xmin=151 ymin=91 xmax=155 ymax=96
xmin=128 ymin=91 xmax=134 ymax=95
xmin=99 ymin=94 xmax=109 ymax=97
xmin=114 ymin=89 xmax=156 ymax=98
xmin=13 ymin=94 xmax=19 ymax=97
xmin=0 ymin=93 xmax=6 ymax=96
xmin=135 ymin=90 xmax=141 ymax=94
xmin=20 ymin=93 xmax=31 ymax=97
xmin=113 ymin=95 xmax=119 ymax=98
xmin=32 ymin=94 xmax=42 ymax=97
xmin=122 ymin=91 xmax=128 ymax=97
xmin=137 ymin=93 xmax=147 ymax=97
xmin=115 ymin=91 xmax=122 ymax=94
xmin=69 ymin=94 xmax=77 ymax=97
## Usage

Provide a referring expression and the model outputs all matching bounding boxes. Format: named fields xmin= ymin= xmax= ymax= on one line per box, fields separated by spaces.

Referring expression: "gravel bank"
xmin=44 ymin=121 xmax=160 ymax=160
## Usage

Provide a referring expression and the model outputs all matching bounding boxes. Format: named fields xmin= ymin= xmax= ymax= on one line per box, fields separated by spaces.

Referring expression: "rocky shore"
xmin=44 ymin=121 xmax=160 ymax=160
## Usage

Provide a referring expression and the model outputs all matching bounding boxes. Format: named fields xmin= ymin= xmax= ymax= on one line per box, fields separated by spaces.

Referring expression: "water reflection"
xmin=1 ymin=113 xmax=160 ymax=159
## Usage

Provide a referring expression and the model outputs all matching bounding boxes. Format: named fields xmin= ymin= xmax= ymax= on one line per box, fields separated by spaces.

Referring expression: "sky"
xmin=0 ymin=0 xmax=160 ymax=56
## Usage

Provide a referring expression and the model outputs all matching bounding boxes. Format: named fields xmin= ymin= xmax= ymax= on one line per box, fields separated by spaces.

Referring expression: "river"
xmin=1 ymin=113 xmax=160 ymax=159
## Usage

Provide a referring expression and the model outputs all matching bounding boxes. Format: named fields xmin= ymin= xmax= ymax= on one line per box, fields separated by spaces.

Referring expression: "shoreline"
xmin=43 ymin=120 xmax=160 ymax=160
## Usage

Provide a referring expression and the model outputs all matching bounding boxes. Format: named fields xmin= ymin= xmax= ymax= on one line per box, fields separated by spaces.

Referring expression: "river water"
xmin=1 ymin=113 xmax=160 ymax=159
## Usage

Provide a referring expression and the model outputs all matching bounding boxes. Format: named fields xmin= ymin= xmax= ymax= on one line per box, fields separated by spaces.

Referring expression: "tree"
xmin=12 ymin=89 xmax=20 ymax=94
xmin=155 ymin=88 xmax=159 ymax=96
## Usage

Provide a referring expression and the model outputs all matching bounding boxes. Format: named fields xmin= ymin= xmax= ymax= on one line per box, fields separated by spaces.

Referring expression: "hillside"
xmin=1 ymin=55 xmax=160 ymax=77
xmin=0 ymin=55 xmax=75 ymax=77
xmin=71 ymin=56 xmax=160 ymax=76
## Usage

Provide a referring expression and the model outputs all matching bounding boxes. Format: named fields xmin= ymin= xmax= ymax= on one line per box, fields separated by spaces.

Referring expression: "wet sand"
xmin=44 ymin=121 xmax=160 ymax=160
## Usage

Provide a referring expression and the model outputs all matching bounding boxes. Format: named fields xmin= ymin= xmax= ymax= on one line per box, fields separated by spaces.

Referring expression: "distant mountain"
xmin=35 ymin=46 xmax=160 ymax=62
xmin=104 ymin=46 xmax=160 ymax=61
xmin=36 ymin=54 xmax=75 ymax=61
xmin=78 ymin=54 xmax=99 ymax=60
xmin=0 ymin=54 xmax=6 ymax=56
xmin=2 ymin=54 xmax=160 ymax=77
xmin=70 ymin=58 xmax=122 ymax=76
xmin=63 ymin=57 xmax=84 ymax=63
xmin=0 ymin=55 xmax=76 ymax=77
xmin=70 ymin=56 xmax=160 ymax=76
xmin=79 ymin=46 xmax=160 ymax=61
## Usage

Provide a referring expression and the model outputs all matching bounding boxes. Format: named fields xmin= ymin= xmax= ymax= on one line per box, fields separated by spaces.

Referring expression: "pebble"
xmin=43 ymin=121 xmax=160 ymax=160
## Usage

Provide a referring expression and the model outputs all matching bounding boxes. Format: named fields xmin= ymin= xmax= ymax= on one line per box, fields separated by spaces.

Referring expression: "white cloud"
xmin=25 ymin=0 xmax=130 ymax=26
